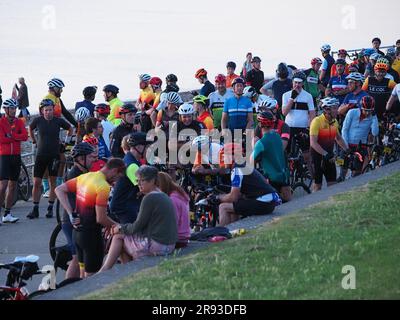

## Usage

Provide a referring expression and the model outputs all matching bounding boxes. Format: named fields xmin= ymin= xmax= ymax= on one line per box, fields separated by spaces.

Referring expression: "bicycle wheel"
xmin=18 ymin=163 xmax=31 ymax=201
xmin=49 ymin=224 xmax=71 ymax=271
xmin=55 ymin=199 xmax=62 ymax=224
xmin=291 ymin=182 xmax=311 ymax=199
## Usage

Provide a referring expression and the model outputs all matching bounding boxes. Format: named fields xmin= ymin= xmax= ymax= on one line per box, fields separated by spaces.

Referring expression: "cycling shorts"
xmin=73 ymin=227 xmax=104 ymax=273
xmin=33 ymin=155 xmax=60 ymax=178
xmin=0 ymin=155 xmax=22 ymax=181
xmin=233 ymin=198 xmax=275 ymax=217
xmin=311 ymin=150 xmax=337 ymax=185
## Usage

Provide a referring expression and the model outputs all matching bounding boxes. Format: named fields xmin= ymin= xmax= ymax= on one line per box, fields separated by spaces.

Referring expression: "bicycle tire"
xmin=28 ymin=290 xmax=49 ymax=300
xmin=18 ymin=163 xmax=31 ymax=202
xmin=56 ymin=277 xmax=82 ymax=289
xmin=291 ymin=182 xmax=311 ymax=199
xmin=55 ymin=199 xmax=62 ymax=224
xmin=49 ymin=224 xmax=70 ymax=271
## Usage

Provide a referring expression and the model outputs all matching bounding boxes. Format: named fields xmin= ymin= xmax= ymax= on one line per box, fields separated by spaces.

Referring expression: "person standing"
xmin=245 ymin=56 xmax=265 ymax=93
xmin=0 ymin=99 xmax=28 ymax=224
xmin=75 ymin=86 xmax=97 ymax=116
xmin=14 ymin=78 xmax=30 ymax=121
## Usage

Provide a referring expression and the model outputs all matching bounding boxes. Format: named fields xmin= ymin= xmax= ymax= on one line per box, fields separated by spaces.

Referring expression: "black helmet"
xmin=166 ymin=74 xmax=178 ymax=83
xmin=39 ymin=99 xmax=55 ymax=109
xmin=231 ymin=77 xmax=246 ymax=87
xmin=71 ymin=142 xmax=95 ymax=158
xmin=251 ymin=56 xmax=261 ymax=63
xmin=277 ymin=63 xmax=289 ymax=79
xmin=226 ymin=61 xmax=236 ymax=69
xmin=292 ymin=71 xmax=307 ymax=82
xmin=127 ymin=132 xmax=152 ymax=147
xmin=103 ymin=84 xmax=119 ymax=95
xmin=119 ymin=103 xmax=138 ymax=115
xmin=335 ymin=59 xmax=347 ymax=66
xmin=165 ymin=83 xmax=180 ymax=93
xmin=83 ymin=86 xmax=97 ymax=98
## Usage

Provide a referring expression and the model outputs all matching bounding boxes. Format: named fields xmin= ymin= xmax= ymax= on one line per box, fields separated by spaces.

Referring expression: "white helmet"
xmin=47 ymin=78 xmax=65 ymax=88
xmin=192 ymin=135 xmax=209 ymax=148
xmin=139 ymin=74 xmax=151 ymax=82
xmin=178 ymin=103 xmax=194 ymax=115
xmin=259 ymin=97 xmax=278 ymax=110
xmin=2 ymin=98 xmax=18 ymax=109
xmin=243 ymin=86 xmax=257 ymax=98
xmin=321 ymin=44 xmax=331 ymax=52
xmin=166 ymin=92 xmax=183 ymax=105
xmin=370 ymin=53 xmax=381 ymax=61
xmin=320 ymin=97 xmax=340 ymax=108
xmin=346 ymin=72 xmax=365 ymax=83
xmin=75 ymin=107 xmax=91 ymax=122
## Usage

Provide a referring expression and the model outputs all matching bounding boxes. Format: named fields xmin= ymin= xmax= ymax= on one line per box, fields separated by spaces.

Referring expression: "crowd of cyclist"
xmin=1 ymin=36 xmax=400 ymax=278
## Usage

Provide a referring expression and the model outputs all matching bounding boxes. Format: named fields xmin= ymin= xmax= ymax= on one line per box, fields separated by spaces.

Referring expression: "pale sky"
xmin=0 ymin=0 xmax=399 ymax=110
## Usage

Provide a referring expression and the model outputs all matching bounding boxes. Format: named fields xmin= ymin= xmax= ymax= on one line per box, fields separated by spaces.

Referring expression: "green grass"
xmin=83 ymin=173 xmax=400 ymax=300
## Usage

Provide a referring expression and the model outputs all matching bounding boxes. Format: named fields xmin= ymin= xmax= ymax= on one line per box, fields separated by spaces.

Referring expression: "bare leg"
xmin=0 ymin=181 xmax=8 ymax=213
xmin=99 ymin=234 xmax=125 ymax=272
xmin=48 ymin=176 xmax=57 ymax=202
xmin=5 ymin=181 xmax=17 ymax=209
xmin=32 ymin=177 xmax=42 ymax=203
xmin=65 ymin=255 xmax=80 ymax=279
xmin=218 ymin=203 xmax=240 ymax=227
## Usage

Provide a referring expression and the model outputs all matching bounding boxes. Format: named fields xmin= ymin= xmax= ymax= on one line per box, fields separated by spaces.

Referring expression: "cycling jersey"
xmin=138 ymin=86 xmax=155 ymax=106
xmin=101 ymin=119 xmax=114 ymax=151
xmin=271 ymin=78 xmax=292 ymax=109
xmin=362 ymin=77 xmax=397 ymax=120
xmin=255 ymin=120 xmax=290 ymax=142
xmin=253 ymin=131 xmax=290 ymax=185
xmin=392 ymin=83 xmax=400 ymax=101
xmin=107 ymin=97 xmax=124 ymax=126
xmin=282 ymin=89 xmax=315 ymax=129
xmin=199 ymin=81 xmax=216 ymax=97
xmin=341 ymin=108 xmax=379 ymax=145
xmin=330 ymin=64 xmax=350 ymax=77
xmin=176 ymin=120 xmax=205 ymax=143
xmin=98 ymin=135 xmax=111 ymax=159
xmin=0 ymin=117 xmax=28 ymax=155
xmin=310 ymin=113 xmax=339 ymax=153
xmin=226 ymin=74 xmax=239 ymax=88
xmin=208 ymin=89 xmax=234 ymax=129
xmin=327 ymin=75 xmax=348 ymax=104
xmin=43 ymin=93 xmax=77 ymax=127
xmin=341 ymin=90 xmax=369 ymax=109
xmin=66 ymin=171 xmax=110 ymax=229
xmin=392 ymin=58 xmax=400 ymax=78
xmin=321 ymin=54 xmax=335 ymax=86
xmin=223 ymin=96 xmax=253 ymax=130
xmin=75 ymin=100 xmax=95 ymax=116
xmin=110 ymin=122 xmax=135 ymax=158
xmin=193 ymin=142 xmax=222 ymax=168
xmin=156 ymin=110 xmax=179 ymax=139
xmin=304 ymin=68 xmax=321 ymax=99
xmin=246 ymin=69 xmax=265 ymax=93
xmin=196 ymin=111 xmax=214 ymax=130
xmin=153 ymin=91 xmax=161 ymax=109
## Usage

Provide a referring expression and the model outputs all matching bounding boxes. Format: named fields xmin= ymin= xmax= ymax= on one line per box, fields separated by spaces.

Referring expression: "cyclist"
xmin=155 ymin=91 xmax=181 ymax=138
xmin=193 ymin=95 xmax=214 ymax=131
xmin=243 ymin=86 xmax=269 ymax=113
xmin=84 ymin=118 xmax=111 ymax=160
xmin=304 ymin=57 xmax=325 ymax=108
xmin=104 ymin=84 xmax=123 ymax=126
xmin=165 ymin=74 xmax=180 ymax=92
xmin=310 ymin=97 xmax=349 ymax=192
xmin=254 ymin=98 xmax=291 ymax=151
xmin=94 ymin=103 xmax=114 ymax=151
xmin=59 ymin=142 xmax=97 ymax=279
xmin=341 ymin=95 xmax=379 ymax=177
xmin=392 ymin=48 xmax=400 ymax=78
xmin=261 ymin=63 xmax=292 ymax=110
xmin=372 ymin=37 xmax=385 ymax=56
xmin=362 ymin=60 xmax=397 ymax=120
xmin=136 ymin=74 xmax=155 ymax=133
xmin=110 ymin=103 xmax=137 ymax=159
xmin=55 ymin=158 xmax=126 ymax=278
xmin=221 ymin=77 xmax=254 ymax=133
xmin=149 ymin=77 xmax=163 ymax=110
xmin=252 ymin=111 xmax=291 ymax=202
xmin=75 ymin=86 xmax=97 ymax=116
xmin=245 ymin=56 xmax=264 ymax=93
xmin=226 ymin=61 xmax=239 ymax=88
xmin=74 ymin=106 xmax=91 ymax=143
xmin=0 ymin=98 xmax=28 ymax=224
xmin=338 ymin=72 xmax=368 ymax=117
xmin=194 ymin=68 xmax=215 ymax=97
xmin=110 ymin=132 xmax=153 ymax=224
xmin=364 ymin=52 xmax=381 ymax=79
xmin=330 ymin=49 xmax=350 ymax=77
xmin=320 ymin=44 xmax=335 ymax=87
xmin=28 ymin=99 xmax=73 ymax=219
xmin=208 ymin=74 xmax=234 ymax=130
xmin=386 ymin=82 xmax=400 ymax=114
xmin=213 ymin=143 xmax=280 ymax=226
xmin=325 ymin=59 xmax=349 ymax=105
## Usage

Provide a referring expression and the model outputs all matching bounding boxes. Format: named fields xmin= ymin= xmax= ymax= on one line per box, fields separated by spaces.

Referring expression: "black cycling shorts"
xmin=73 ymin=227 xmax=104 ymax=274
xmin=233 ymin=198 xmax=275 ymax=217
xmin=311 ymin=151 xmax=337 ymax=185
xmin=0 ymin=155 xmax=22 ymax=181
xmin=289 ymin=128 xmax=310 ymax=153
xmin=33 ymin=155 xmax=60 ymax=178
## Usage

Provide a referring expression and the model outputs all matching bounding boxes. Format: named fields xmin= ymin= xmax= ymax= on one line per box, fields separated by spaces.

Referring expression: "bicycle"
xmin=336 ymin=147 xmax=365 ymax=181
xmin=6 ymin=162 xmax=32 ymax=207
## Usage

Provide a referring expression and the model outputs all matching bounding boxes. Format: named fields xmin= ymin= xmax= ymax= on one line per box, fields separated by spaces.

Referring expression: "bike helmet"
xmin=82 ymin=134 xmax=99 ymax=146
xmin=193 ymin=95 xmax=209 ymax=106
xmin=119 ymin=103 xmax=138 ymax=115
xmin=231 ymin=77 xmax=245 ymax=87
xmin=386 ymin=47 xmax=396 ymax=57
xmin=226 ymin=61 xmax=236 ymax=69
xmin=374 ymin=62 xmax=389 ymax=72
xmin=75 ymin=107 xmax=91 ymax=122
xmin=257 ymin=111 xmax=275 ymax=127
xmin=195 ymin=68 xmax=208 ymax=79
xmin=2 ymin=98 xmax=18 ymax=109
xmin=166 ymin=74 xmax=178 ymax=83
xmin=346 ymin=72 xmax=365 ymax=83
xmin=335 ymin=59 xmax=347 ymax=66
xmin=83 ymin=86 xmax=97 ymax=97
xmin=243 ymin=86 xmax=258 ymax=98
xmin=178 ymin=103 xmax=194 ymax=115
xmin=166 ymin=91 xmax=182 ymax=105
xmin=320 ymin=97 xmax=340 ymax=109
xmin=311 ymin=57 xmax=323 ymax=65
xmin=376 ymin=57 xmax=390 ymax=65
xmin=251 ymin=56 xmax=261 ymax=63
xmin=139 ymin=74 xmax=151 ymax=82
xmin=361 ymin=95 xmax=375 ymax=111
xmin=127 ymin=132 xmax=152 ymax=147
xmin=338 ymin=49 xmax=348 ymax=56
xmin=259 ymin=97 xmax=278 ymax=110
xmin=94 ymin=103 xmax=110 ymax=116
xmin=349 ymin=62 xmax=359 ymax=72
xmin=363 ymin=48 xmax=375 ymax=57
xmin=215 ymin=74 xmax=227 ymax=84
xmin=47 ymin=78 xmax=65 ymax=89
xmin=276 ymin=63 xmax=289 ymax=79
xmin=39 ymin=98 xmax=55 ymax=109
xmin=149 ymin=77 xmax=162 ymax=89
xmin=103 ymin=84 xmax=119 ymax=95
xmin=192 ymin=135 xmax=210 ymax=148
xmin=370 ymin=53 xmax=381 ymax=61
xmin=321 ymin=44 xmax=331 ymax=52
xmin=292 ymin=71 xmax=307 ymax=82
xmin=220 ymin=143 xmax=243 ymax=157
xmin=71 ymin=142 xmax=95 ymax=158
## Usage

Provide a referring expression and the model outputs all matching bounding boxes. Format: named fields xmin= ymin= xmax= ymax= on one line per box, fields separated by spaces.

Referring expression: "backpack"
xmin=190 ymin=227 xmax=233 ymax=242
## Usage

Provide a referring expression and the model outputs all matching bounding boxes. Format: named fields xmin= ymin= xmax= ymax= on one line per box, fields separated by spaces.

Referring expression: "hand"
xmin=69 ymin=213 xmax=80 ymax=226
xmin=323 ymin=152 xmax=335 ymax=163
xmin=291 ymin=90 xmax=299 ymax=100
xmin=111 ymin=224 xmax=121 ymax=235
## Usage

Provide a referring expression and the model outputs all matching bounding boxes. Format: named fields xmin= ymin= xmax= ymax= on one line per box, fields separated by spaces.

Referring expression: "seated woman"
xmin=157 ymin=172 xmax=191 ymax=248
xmin=99 ymin=166 xmax=177 ymax=272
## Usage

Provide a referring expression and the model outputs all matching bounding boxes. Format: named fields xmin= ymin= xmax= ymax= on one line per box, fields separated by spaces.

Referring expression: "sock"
xmin=33 ymin=202 xmax=39 ymax=210
xmin=48 ymin=201 xmax=55 ymax=211
xmin=56 ymin=177 xmax=64 ymax=187
xmin=42 ymin=179 xmax=49 ymax=192
xmin=4 ymin=209 xmax=10 ymax=217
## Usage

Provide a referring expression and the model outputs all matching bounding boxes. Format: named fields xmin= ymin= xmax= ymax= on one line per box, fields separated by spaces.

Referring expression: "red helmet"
xmin=311 ymin=57 xmax=323 ymax=65
xmin=83 ymin=134 xmax=99 ymax=146
xmin=338 ymin=49 xmax=348 ymax=56
xmin=257 ymin=112 xmax=275 ymax=127
xmin=361 ymin=96 xmax=375 ymax=111
xmin=149 ymin=77 xmax=162 ymax=88
xmin=215 ymin=74 xmax=227 ymax=84
xmin=94 ymin=103 xmax=110 ymax=116
xmin=195 ymin=68 xmax=207 ymax=79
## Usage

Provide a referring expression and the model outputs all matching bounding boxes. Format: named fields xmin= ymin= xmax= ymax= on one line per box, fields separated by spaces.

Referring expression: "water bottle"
xmin=230 ymin=229 xmax=246 ymax=237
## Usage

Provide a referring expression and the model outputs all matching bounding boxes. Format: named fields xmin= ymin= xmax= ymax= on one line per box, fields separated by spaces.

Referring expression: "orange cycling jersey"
xmin=43 ymin=93 xmax=62 ymax=117
xmin=226 ymin=74 xmax=239 ymax=88
xmin=197 ymin=112 xmax=214 ymax=131
xmin=330 ymin=64 xmax=350 ymax=78
xmin=138 ymin=86 xmax=156 ymax=106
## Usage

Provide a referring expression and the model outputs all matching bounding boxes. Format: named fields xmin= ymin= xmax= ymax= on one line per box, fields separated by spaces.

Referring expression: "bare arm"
xmin=221 ymin=112 xmax=228 ymax=130
xmin=386 ymin=94 xmax=397 ymax=112
xmin=335 ymin=132 xmax=349 ymax=151
xmin=246 ymin=112 xmax=254 ymax=129
xmin=308 ymin=110 xmax=316 ymax=126
xmin=310 ymin=135 xmax=327 ymax=156
xmin=219 ymin=187 xmax=241 ymax=203
xmin=55 ymin=183 xmax=73 ymax=215
xmin=96 ymin=205 xmax=116 ymax=228
xmin=282 ymin=98 xmax=295 ymax=117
